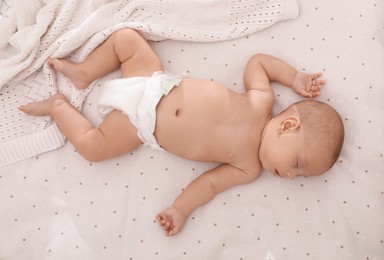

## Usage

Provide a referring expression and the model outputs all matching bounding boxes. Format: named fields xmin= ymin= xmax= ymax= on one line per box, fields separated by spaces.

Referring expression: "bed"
xmin=1 ymin=0 xmax=383 ymax=259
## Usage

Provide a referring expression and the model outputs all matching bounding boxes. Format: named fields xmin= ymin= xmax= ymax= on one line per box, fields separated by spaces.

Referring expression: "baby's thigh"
xmin=113 ymin=30 xmax=162 ymax=78
xmin=120 ymin=48 xmax=163 ymax=78
xmin=98 ymin=110 xmax=142 ymax=156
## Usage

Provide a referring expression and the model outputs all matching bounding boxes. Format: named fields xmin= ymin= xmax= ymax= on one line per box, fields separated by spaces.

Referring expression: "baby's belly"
xmin=154 ymin=78 xmax=236 ymax=162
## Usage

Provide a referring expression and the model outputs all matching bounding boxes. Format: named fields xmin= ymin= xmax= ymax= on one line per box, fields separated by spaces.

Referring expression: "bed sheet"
xmin=1 ymin=0 xmax=383 ymax=259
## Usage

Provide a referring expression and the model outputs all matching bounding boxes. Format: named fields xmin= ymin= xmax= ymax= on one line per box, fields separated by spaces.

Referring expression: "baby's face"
xmin=259 ymin=121 xmax=330 ymax=179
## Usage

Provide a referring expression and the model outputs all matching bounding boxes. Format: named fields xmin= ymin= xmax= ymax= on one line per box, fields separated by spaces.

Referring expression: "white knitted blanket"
xmin=0 ymin=0 xmax=299 ymax=167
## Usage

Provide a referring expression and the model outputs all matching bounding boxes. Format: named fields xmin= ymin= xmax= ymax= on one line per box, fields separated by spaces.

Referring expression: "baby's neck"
xmin=260 ymin=116 xmax=272 ymax=145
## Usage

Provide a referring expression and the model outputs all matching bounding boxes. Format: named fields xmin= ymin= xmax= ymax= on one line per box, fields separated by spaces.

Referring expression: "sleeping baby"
xmin=19 ymin=29 xmax=344 ymax=236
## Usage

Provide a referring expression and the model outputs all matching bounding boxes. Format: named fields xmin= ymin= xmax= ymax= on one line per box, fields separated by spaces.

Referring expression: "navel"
xmin=175 ymin=108 xmax=181 ymax=117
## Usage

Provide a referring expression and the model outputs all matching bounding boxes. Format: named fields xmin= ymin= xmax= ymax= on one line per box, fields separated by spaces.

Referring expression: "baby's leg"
xmin=50 ymin=29 xmax=163 ymax=89
xmin=19 ymin=29 xmax=162 ymax=161
xmin=19 ymin=95 xmax=142 ymax=162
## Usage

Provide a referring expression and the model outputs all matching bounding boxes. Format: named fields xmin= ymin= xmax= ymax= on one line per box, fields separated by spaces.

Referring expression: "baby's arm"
xmin=156 ymin=164 xmax=258 ymax=236
xmin=244 ymin=53 xmax=324 ymax=98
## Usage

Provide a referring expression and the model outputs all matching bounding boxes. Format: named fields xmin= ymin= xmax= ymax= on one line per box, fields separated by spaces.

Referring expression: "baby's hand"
xmin=291 ymin=72 xmax=324 ymax=98
xmin=156 ymin=206 xmax=187 ymax=236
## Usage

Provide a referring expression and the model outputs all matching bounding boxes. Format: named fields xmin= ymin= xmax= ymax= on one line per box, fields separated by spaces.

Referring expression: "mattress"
xmin=0 ymin=0 xmax=383 ymax=259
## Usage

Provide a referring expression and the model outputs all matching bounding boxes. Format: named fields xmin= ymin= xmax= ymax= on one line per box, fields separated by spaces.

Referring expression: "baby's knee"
xmin=114 ymin=28 xmax=143 ymax=45
xmin=77 ymin=144 xmax=106 ymax=163
xmin=74 ymin=132 xmax=109 ymax=162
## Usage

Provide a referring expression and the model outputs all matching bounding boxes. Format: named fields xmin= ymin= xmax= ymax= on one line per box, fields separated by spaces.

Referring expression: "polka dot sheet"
xmin=1 ymin=0 xmax=383 ymax=259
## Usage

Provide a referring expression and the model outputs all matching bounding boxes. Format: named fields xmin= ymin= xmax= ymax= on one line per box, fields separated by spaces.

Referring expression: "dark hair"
xmin=285 ymin=100 xmax=344 ymax=168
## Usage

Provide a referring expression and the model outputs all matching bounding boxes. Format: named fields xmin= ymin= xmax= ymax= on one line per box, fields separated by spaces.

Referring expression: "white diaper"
xmin=98 ymin=71 xmax=183 ymax=150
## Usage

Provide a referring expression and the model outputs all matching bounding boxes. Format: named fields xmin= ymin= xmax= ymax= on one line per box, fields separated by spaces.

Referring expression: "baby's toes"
xmin=18 ymin=104 xmax=32 ymax=114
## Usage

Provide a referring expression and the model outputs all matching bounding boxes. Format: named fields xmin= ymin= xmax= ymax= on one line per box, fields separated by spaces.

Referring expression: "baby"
xmin=19 ymin=29 xmax=344 ymax=236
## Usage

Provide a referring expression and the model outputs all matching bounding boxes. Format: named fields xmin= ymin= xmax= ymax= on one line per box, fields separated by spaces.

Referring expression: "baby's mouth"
xmin=274 ymin=169 xmax=281 ymax=177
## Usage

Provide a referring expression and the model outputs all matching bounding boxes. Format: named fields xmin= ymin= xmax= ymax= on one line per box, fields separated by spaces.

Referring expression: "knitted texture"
xmin=0 ymin=0 xmax=299 ymax=166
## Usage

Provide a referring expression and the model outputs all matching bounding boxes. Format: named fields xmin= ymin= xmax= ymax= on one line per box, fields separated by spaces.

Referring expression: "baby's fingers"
xmin=310 ymin=73 xmax=322 ymax=80
xmin=313 ymin=79 xmax=323 ymax=84
xmin=167 ymin=226 xmax=180 ymax=236
xmin=161 ymin=220 xmax=172 ymax=231
xmin=313 ymin=79 xmax=325 ymax=86
xmin=312 ymin=83 xmax=323 ymax=91
xmin=156 ymin=214 xmax=163 ymax=223
xmin=300 ymin=89 xmax=313 ymax=98
xmin=156 ymin=215 xmax=168 ymax=226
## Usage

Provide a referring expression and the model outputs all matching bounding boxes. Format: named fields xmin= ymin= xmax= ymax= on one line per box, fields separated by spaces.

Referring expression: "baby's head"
xmin=259 ymin=100 xmax=344 ymax=178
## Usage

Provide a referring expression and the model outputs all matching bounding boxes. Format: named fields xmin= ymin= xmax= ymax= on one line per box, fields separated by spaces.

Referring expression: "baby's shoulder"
xmin=244 ymin=90 xmax=274 ymax=115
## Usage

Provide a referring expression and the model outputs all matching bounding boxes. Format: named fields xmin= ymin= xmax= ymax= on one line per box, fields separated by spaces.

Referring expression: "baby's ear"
xmin=280 ymin=116 xmax=300 ymax=132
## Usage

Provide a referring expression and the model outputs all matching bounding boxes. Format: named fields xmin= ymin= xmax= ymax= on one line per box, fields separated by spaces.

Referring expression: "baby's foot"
xmin=18 ymin=93 xmax=68 ymax=116
xmin=47 ymin=58 xmax=91 ymax=89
